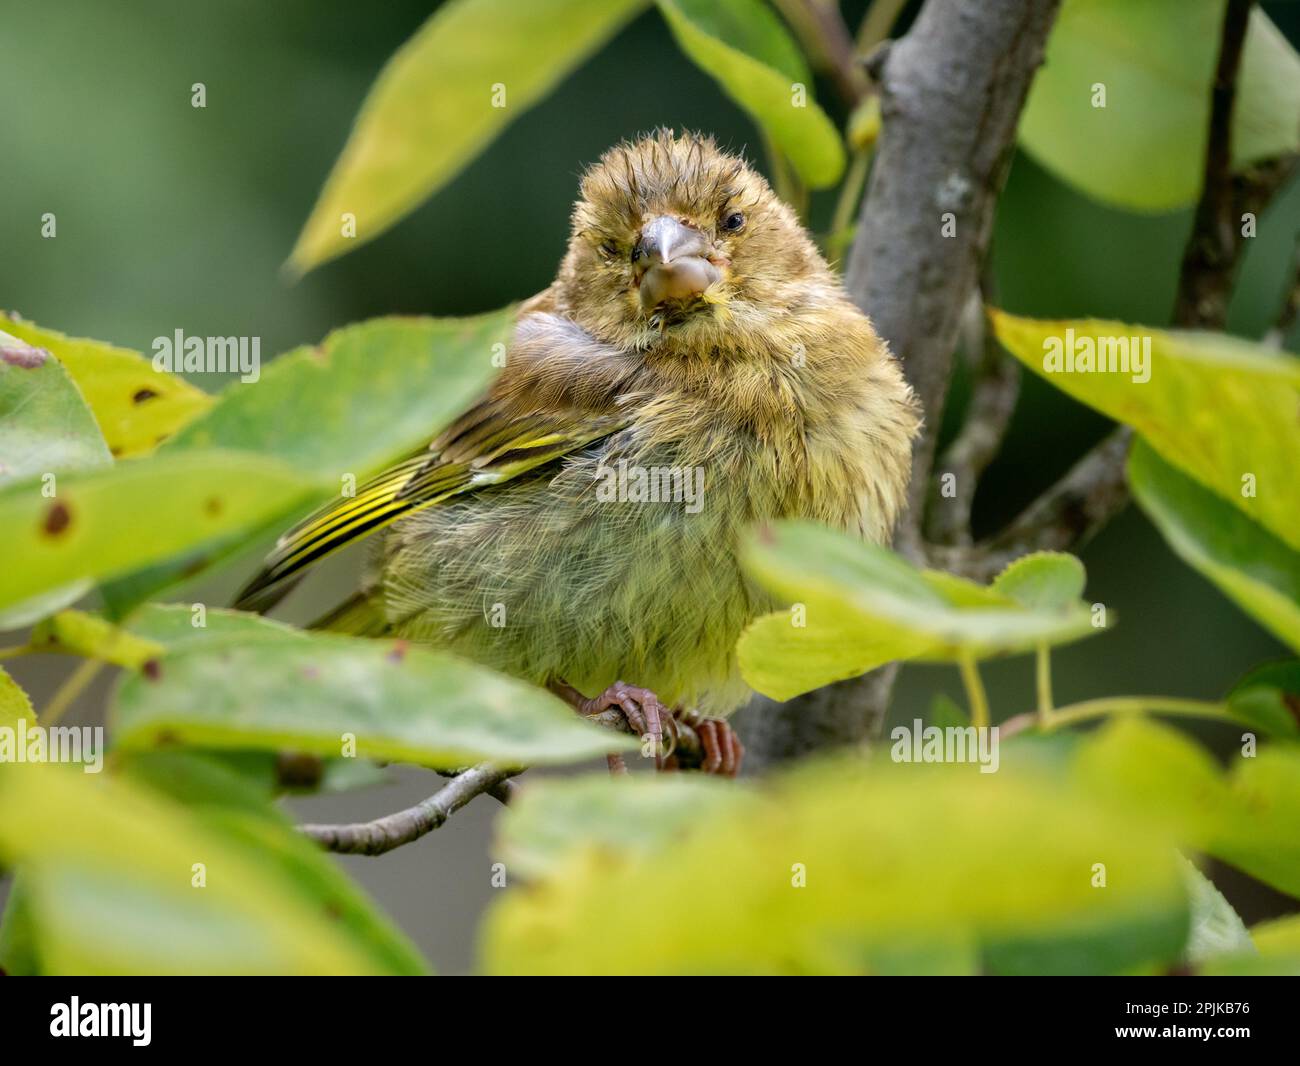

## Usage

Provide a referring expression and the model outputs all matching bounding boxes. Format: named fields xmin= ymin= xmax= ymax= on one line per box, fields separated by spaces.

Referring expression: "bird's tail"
xmin=308 ymin=591 xmax=390 ymax=638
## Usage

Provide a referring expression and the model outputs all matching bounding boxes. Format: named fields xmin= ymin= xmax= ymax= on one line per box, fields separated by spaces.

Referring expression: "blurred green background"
xmin=3 ymin=0 xmax=1299 ymax=972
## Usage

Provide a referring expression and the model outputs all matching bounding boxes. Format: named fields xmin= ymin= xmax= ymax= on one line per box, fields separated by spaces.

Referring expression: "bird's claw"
xmin=550 ymin=679 xmax=739 ymax=776
xmin=667 ymin=709 xmax=744 ymax=777
xmin=577 ymin=680 xmax=674 ymax=770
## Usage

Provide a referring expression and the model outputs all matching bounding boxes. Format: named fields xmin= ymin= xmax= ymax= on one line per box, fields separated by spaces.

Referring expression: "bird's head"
xmin=557 ymin=130 xmax=830 ymax=355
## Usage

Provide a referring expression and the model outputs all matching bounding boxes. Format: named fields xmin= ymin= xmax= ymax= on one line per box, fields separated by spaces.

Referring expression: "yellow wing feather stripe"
xmin=232 ymin=408 xmax=630 ymax=613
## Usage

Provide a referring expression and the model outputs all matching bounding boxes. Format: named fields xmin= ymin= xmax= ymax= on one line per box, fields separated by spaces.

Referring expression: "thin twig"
xmin=929 ymin=0 xmax=1282 ymax=581
xmin=1172 ymin=0 xmax=1257 ymax=329
xmin=1000 ymin=697 xmax=1231 ymax=741
xmin=930 ymin=426 xmax=1133 ymax=582
xmin=300 ymin=708 xmax=705 ymax=855
xmin=958 ymin=653 xmax=989 ymax=729
xmin=927 ymin=278 xmax=1021 ymax=545
xmin=40 ymin=658 xmax=104 ymax=726
xmin=301 ymin=763 xmax=519 ymax=856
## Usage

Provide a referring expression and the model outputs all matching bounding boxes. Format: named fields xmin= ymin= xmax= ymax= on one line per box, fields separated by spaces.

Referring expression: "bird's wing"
xmin=231 ymin=399 xmax=629 ymax=612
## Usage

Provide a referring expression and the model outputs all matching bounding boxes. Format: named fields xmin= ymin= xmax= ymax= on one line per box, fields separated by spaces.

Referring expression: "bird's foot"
xmin=669 ymin=709 xmax=744 ymax=777
xmin=550 ymin=679 xmax=676 ymax=774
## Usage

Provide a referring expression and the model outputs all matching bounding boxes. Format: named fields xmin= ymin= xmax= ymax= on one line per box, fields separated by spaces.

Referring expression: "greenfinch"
xmin=236 ymin=130 xmax=919 ymax=774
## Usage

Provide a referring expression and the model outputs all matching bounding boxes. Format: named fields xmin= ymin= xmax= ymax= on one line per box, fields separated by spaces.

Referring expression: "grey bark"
xmin=743 ymin=0 xmax=1062 ymax=772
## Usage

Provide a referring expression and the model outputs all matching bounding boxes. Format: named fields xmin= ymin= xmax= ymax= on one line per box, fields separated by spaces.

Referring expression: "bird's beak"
xmin=634 ymin=216 xmax=721 ymax=312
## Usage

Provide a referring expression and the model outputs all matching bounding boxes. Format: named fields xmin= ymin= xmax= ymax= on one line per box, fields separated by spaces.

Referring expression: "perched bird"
xmin=235 ymin=130 xmax=919 ymax=775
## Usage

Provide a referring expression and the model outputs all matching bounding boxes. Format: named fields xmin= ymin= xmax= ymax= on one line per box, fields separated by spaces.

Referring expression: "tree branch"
xmin=1172 ymin=0 xmax=1256 ymax=329
xmin=926 ymin=277 xmax=1021 ymax=546
xmin=742 ymin=0 xmax=1063 ymax=770
xmin=300 ymin=710 xmax=704 ymax=855
xmin=931 ymin=0 xmax=1287 ymax=583
xmin=930 ymin=425 xmax=1133 ymax=582
xmin=301 ymin=763 xmax=519 ymax=856
xmin=847 ymin=0 xmax=1062 ymax=561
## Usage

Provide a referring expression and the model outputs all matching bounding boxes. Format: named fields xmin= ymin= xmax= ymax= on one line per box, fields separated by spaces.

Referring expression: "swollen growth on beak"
xmin=634 ymin=215 xmax=721 ymax=312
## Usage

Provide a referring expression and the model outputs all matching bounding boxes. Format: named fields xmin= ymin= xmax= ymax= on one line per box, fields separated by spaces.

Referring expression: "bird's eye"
xmin=721 ymin=211 xmax=745 ymax=233
xmin=598 ymin=241 xmax=619 ymax=259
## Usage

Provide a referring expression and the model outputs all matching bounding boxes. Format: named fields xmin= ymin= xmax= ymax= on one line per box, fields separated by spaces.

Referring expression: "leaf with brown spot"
xmin=41 ymin=502 xmax=71 ymax=537
xmin=0 ymin=451 xmax=311 ymax=614
xmin=0 ymin=315 xmax=212 ymax=457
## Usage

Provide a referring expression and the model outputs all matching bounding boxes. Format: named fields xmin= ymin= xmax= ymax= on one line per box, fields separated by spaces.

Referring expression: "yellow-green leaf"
xmin=1 ymin=315 xmax=212 ymax=458
xmin=496 ymin=774 xmax=743 ymax=879
xmin=0 ymin=667 xmax=35 ymax=729
xmin=992 ymin=311 xmax=1300 ymax=553
xmin=0 ymin=765 xmax=409 ymax=974
xmin=1020 ymin=2 xmax=1300 ymax=212
xmin=0 ymin=451 xmax=311 ymax=613
xmin=118 ymin=751 xmax=427 ymax=975
xmin=289 ymin=0 xmax=648 ymax=273
xmin=657 ymin=0 xmax=844 ymax=188
xmin=991 ymin=552 xmax=1087 ymax=611
xmin=0 ymin=333 xmax=111 ymax=485
xmin=29 ymin=610 xmax=164 ymax=669
xmin=163 ymin=313 xmax=512 ymax=484
xmin=124 ymin=603 xmax=307 ymax=649
xmin=482 ymin=753 xmax=1186 ymax=974
xmin=1075 ymin=718 xmax=1300 ymax=899
xmin=111 ymin=631 xmax=634 ymax=768
xmin=737 ymin=522 xmax=1097 ymax=701
xmin=1129 ymin=440 xmax=1300 ymax=655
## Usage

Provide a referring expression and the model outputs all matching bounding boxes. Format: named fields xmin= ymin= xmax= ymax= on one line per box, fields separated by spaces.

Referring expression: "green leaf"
xmin=0 ymin=765 xmax=419 ymax=974
xmin=120 ymin=746 xmax=387 ymax=802
xmin=0 ymin=581 xmax=96 ymax=633
xmin=29 ymin=610 xmax=164 ymax=669
xmin=496 ymin=774 xmax=744 ymax=879
xmin=124 ymin=603 xmax=307 ymax=649
xmin=482 ymin=753 xmax=1186 ymax=974
xmin=1075 ymin=718 xmax=1300 ymax=899
xmin=1201 ymin=912 xmax=1300 ymax=975
xmin=163 ymin=313 xmax=511 ymax=485
xmin=1216 ymin=749 xmax=1300 ymax=898
xmin=1020 ymin=2 xmax=1300 ymax=211
xmin=1180 ymin=856 xmax=1254 ymax=965
xmin=118 ymin=751 xmax=427 ymax=975
xmin=204 ymin=808 xmax=429 ymax=975
xmin=111 ymin=631 xmax=634 ymax=768
xmin=1227 ymin=661 xmax=1300 ymax=741
xmin=927 ymin=692 xmax=970 ymax=730
xmin=0 ymin=334 xmax=111 ymax=486
xmin=117 ymin=749 xmax=278 ymax=817
xmin=0 ymin=451 xmax=311 ymax=614
xmin=0 ymin=666 xmax=35 ymax=728
xmin=1 ymin=314 xmax=213 ymax=458
xmin=656 ymin=0 xmax=845 ymax=188
xmin=991 ymin=552 xmax=1087 ymax=611
xmin=1129 ymin=440 xmax=1300 ymax=655
xmin=992 ymin=311 xmax=1300 ymax=553
xmin=289 ymin=0 xmax=647 ymax=273
xmin=0 ymin=873 xmax=41 ymax=975
xmin=737 ymin=521 xmax=1097 ymax=701
xmin=36 ymin=610 xmax=389 ymax=798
